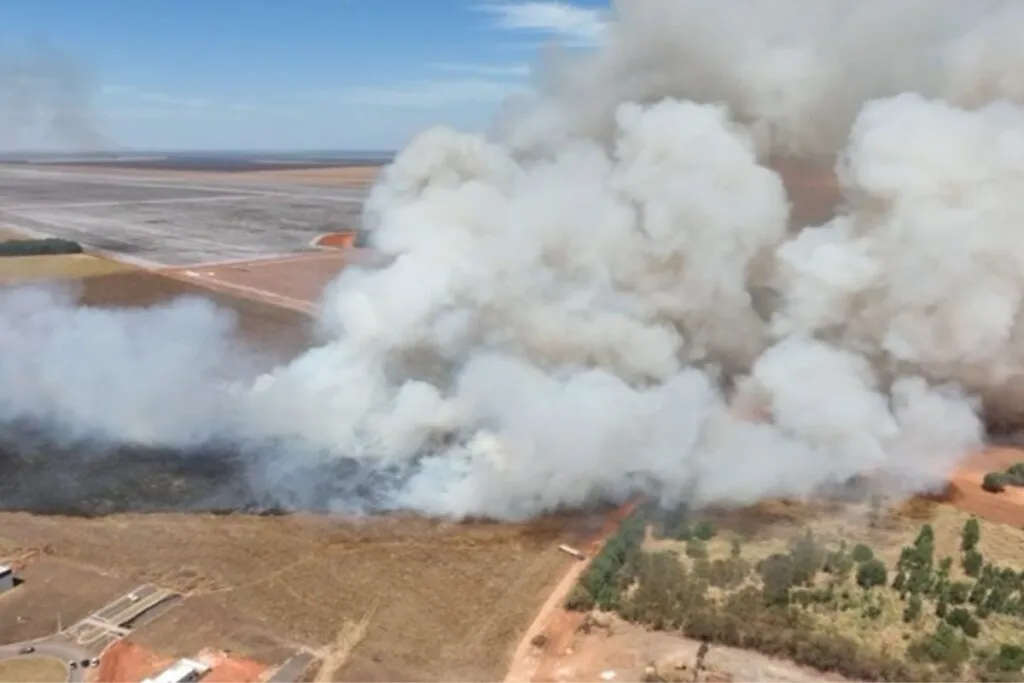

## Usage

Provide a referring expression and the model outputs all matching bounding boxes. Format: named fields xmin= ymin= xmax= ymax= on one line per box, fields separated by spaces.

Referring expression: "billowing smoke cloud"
xmin=0 ymin=41 xmax=107 ymax=151
xmin=8 ymin=0 xmax=1024 ymax=519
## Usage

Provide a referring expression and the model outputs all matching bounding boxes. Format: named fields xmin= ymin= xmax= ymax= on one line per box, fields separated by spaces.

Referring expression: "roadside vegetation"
xmin=566 ymin=503 xmax=1024 ymax=681
xmin=982 ymin=462 xmax=1024 ymax=494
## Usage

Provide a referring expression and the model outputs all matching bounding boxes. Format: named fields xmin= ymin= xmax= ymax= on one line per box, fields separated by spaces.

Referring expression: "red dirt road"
xmin=505 ymin=502 xmax=638 ymax=683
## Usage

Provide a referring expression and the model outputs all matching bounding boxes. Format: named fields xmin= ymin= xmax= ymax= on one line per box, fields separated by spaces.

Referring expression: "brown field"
xmin=0 ymin=254 xmax=134 ymax=284
xmin=158 ymin=250 xmax=354 ymax=315
xmin=0 ymin=557 xmax=138 ymax=643
xmin=73 ymin=270 xmax=315 ymax=362
xmin=0 ymin=655 xmax=69 ymax=682
xmin=33 ymin=164 xmax=382 ymax=188
xmin=0 ymin=511 xmax=582 ymax=681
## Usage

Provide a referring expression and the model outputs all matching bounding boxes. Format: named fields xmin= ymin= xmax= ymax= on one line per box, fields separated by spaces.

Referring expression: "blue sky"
xmin=0 ymin=0 xmax=609 ymax=151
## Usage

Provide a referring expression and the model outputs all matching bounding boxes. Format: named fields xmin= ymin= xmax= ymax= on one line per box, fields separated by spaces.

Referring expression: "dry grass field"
xmin=0 ymin=254 xmax=134 ymax=284
xmin=0 ymin=655 xmax=69 ymax=682
xmin=0 ymin=511 xmax=581 ymax=681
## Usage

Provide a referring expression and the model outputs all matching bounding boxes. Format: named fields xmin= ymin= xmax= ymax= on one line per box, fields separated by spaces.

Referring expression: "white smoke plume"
xmin=9 ymin=0 xmax=1024 ymax=519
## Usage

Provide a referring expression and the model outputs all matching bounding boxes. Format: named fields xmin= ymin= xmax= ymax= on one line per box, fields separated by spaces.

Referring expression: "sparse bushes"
xmin=0 ymin=237 xmax=83 ymax=257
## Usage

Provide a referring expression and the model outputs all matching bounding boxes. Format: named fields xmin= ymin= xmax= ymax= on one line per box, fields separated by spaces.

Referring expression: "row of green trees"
xmin=0 ymin=238 xmax=83 ymax=256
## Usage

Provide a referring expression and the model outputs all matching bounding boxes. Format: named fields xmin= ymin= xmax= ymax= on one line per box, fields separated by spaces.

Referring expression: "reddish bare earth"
xmin=158 ymin=251 xmax=355 ymax=314
xmin=92 ymin=641 xmax=266 ymax=683
xmin=945 ymin=447 xmax=1024 ymax=526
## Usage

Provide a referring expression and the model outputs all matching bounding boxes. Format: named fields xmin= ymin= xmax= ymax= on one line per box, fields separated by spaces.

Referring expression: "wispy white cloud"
xmin=101 ymin=85 xmax=212 ymax=109
xmin=474 ymin=1 xmax=607 ymax=45
xmin=322 ymin=77 xmax=523 ymax=109
xmin=430 ymin=62 xmax=531 ymax=78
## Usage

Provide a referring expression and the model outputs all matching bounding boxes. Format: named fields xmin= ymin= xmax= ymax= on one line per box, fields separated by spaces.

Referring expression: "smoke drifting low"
xmin=6 ymin=0 xmax=1024 ymax=519
xmin=0 ymin=41 xmax=106 ymax=151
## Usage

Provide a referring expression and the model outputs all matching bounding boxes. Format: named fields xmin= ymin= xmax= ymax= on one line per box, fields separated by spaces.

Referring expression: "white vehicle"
xmin=128 ymin=593 xmax=140 ymax=603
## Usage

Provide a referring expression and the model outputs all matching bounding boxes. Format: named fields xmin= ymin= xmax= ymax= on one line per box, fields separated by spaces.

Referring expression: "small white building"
xmin=141 ymin=658 xmax=211 ymax=683
xmin=0 ymin=565 xmax=14 ymax=593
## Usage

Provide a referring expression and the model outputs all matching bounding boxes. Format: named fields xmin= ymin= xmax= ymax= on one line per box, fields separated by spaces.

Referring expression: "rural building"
xmin=0 ymin=565 xmax=14 ymax=593
xmin=141 ymin=658 xmax=211 ymax=683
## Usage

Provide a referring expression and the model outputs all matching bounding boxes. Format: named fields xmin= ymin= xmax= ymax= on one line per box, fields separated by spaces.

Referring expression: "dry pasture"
xmin=0 ymin=510 xmax=579 ymax=681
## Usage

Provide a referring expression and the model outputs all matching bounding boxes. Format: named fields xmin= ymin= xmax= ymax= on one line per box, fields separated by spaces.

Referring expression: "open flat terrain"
xmin=0 ymin=511 xmax=583 ymax=681
xmin=0 ymin=165 xmax=367 ymax=266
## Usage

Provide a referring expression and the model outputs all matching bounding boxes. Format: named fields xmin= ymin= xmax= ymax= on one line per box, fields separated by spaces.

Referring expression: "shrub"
xmin=685 ymin=539 xmax=708 ymax=560
xmin=985 ymin=644 xmax=1024 ymax=675
xmin=1005 ymin=462 xmax=1024 ymax=486
xmin=936 ymin=598 xmax=949 ymax=619
xmin=982 ymin=472 xmax=1008 ymax=494
xmin=949 ymin=581 xmax=971 ymax=604
xmin=962 ymin=517 xmax=981 ymax=553
xmin=962 ymin=616 xmax=981 ymax=638
xmin=707 ymin=557 xmax=749 ymax=589
xmin=730 ymin=538 xmax=742 ymax=558
xmin=693 ymin=521 xmax=715 ymax=541
xmin=856 ymin=559 xmax=887 ymax=589
xmin=851 ymin=543 xmax=874 ymax=563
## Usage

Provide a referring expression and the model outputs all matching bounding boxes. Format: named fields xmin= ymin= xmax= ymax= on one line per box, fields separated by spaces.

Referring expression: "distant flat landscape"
xmin=0 ymin=150 xmax=394 ymax=173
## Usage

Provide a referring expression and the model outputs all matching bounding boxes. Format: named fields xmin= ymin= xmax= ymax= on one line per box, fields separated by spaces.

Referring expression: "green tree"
xmin=851 ymin=543 xmax=874 ymax=563
xmin=856 ymin=558 xmax=888 ymax=589
xmin=758 ymin=553 xmax=796 ymax=606
xmin=903 ymin=594 xmax=923 ymax=623
xmin=936 ymin=598 xmax=949 ymax=619
xmin=788 ymin=530 xmax=824 ymax=586
xmin=963 ymin=549 xmax=984 ymax=578
xmin=730 ymin=538 xmax=742 ymax=559
xmin=962 ymin=517 xmax=981 ymax=553
xmin=948 ymin=581 xmax=970 ymax=604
